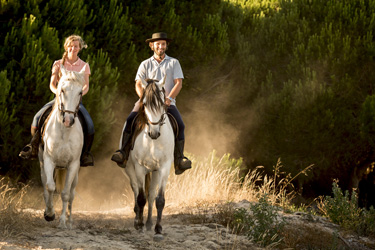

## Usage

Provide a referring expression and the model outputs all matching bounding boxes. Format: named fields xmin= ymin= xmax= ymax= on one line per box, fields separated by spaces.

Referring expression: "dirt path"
xmin=1 ymin=207 xmax=257 ymax=250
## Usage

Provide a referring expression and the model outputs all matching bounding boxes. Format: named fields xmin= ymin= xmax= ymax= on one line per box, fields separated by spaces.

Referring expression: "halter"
xmin=58 ymin=91 xmax=81 ymax=117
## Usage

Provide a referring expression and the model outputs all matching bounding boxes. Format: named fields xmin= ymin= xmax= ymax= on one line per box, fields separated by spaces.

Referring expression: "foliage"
xmin=1 ymin=0 xmax=375 ymax=200
xmin=232 ymin=193 xmax=285 ymax=247
xmin=320 ymin=181 xmax=375 ymax=237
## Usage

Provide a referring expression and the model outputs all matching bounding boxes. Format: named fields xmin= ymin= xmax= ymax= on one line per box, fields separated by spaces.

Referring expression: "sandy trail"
xmin=1 ymin=206 xmax=256 ymax=250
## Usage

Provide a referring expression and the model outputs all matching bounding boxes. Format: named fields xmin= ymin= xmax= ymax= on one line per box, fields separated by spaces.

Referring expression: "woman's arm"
xmin=82 ymin=74 xmax=90 ymax=96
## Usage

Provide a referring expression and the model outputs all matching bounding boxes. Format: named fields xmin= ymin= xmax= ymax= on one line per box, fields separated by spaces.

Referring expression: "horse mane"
xmin=59 ymin=71 xmax=85 ymax=88
xmin=135 ymin=79 xmax=166 ymax=135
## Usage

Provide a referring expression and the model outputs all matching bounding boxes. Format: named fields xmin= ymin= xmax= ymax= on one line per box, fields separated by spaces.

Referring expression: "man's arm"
xmin=168 ymin=78 xmax=182 ymax=99
xmin=165 ymin=78 xmax=182 ymax=106
xmin=135 ymin=79 xmax=144 ymax=98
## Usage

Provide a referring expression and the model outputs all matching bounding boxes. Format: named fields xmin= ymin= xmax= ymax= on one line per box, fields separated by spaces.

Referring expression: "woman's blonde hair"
xmin=61 ymin=35 xmax=88 ymax=65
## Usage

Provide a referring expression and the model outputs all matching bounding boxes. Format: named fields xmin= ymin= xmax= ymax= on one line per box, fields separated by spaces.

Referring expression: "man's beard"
xmin=155 ymin=49 xmax=165 ymax=58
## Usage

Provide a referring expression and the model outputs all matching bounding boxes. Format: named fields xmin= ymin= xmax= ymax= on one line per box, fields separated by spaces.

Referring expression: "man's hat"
xmin=145 ymin=32 xmax=172 ymax=43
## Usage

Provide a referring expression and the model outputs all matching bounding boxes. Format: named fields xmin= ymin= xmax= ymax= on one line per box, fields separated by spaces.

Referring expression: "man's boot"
xmin=111 ymin=131 xmax=132 ymax=168
xmin=80 ymin=133 xmax=94 ymax=167
xmin=174 ymin=139 xmax=192 ymax=175
xmin=19 ymin=128 xmax=40 ymax=160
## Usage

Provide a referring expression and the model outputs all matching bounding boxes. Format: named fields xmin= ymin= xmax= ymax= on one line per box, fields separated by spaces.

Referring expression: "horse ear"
xmin=158 ymin=74 xmax=166 ymax=88
xmin=141 ymin=78 xmax=148 ymax=88
xmin=60 ymin=64 xmax=67 ymax=76
xmin=79 ymin=64 xmax=87 ymax=74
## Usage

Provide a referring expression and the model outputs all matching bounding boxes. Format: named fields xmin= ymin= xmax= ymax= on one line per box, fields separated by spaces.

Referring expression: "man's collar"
xmin=151 ymin=54 xmax=169 ymax=63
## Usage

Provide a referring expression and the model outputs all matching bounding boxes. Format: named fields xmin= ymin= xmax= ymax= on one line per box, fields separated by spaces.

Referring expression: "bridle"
xmin=144 ymin=85 xmax=167 ymax=130
xmin=58 ymin=91 xmax=81 ymax=118
xmin=147 ymin=112 xmax=166 ymax=127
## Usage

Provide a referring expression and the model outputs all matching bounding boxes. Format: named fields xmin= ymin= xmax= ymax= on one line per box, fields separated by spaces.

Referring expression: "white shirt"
xmin=135 ymin=55 xmax=184 ymax=106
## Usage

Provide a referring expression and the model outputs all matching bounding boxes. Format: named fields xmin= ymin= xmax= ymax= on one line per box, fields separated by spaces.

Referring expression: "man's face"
xmin=151 ymin=40 xmax=167 ymax=57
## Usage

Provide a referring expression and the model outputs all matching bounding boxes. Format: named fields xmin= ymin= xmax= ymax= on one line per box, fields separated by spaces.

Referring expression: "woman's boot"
xmin=19 ymin=128 xmax=40 ymax=160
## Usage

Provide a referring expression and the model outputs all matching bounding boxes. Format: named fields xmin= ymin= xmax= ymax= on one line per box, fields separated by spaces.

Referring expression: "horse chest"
xmin=45 ymin=133 xmax=82 ymax=165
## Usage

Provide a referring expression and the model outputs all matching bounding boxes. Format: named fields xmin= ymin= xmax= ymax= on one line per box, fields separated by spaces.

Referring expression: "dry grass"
xmin=166 ymin=151 xmax=262 ymax=207
xmin=2 ymin=151 xmax=353 ymax=250
xmin=0 ymin=177 xmax=35 ymax=240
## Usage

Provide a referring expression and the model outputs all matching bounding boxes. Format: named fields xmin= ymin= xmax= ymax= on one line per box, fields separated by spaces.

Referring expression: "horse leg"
xmin=146 ymin=172 xmax=159 ymax=231
xmin=59 ymin=162 xmax=80 ymax=229
xmin=134 ymin=187 xmax=146 ymax=231
xmin=154 ymin=165 xmax=170 ymax=241
xmin=67 ymin=172 xmax=79 ymax=229
xmin=41 ymin=158 xmax=56 ymax=221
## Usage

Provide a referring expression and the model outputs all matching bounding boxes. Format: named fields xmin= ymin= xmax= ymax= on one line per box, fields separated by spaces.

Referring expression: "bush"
xmin=232 ymin=193 xmax=285 ymax=247
xmin=321 ymin=180 xmax=375 ymax=236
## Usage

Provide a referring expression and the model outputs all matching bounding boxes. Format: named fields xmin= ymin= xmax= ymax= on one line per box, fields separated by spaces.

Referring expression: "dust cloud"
xmin=74 ymin=82 xmax=248 ymax=212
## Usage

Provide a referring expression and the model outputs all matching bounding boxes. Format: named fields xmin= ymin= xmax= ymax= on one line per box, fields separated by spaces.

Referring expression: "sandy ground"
xmin=0 ymin=206 xmax=257 ymax=250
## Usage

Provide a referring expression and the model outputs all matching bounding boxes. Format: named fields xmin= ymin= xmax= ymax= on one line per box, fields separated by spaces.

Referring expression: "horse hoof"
xmin=44 ymin=211 xmax=55 ymax=222
xmin=153 ymin=233 xmax=164 ymax=242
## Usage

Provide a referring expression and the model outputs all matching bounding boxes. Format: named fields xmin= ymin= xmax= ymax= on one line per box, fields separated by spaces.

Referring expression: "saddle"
xmin=129 ymin=112 xmax=178 ymax=150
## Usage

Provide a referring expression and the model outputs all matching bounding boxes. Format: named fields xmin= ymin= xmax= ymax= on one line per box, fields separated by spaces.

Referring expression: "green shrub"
xmin=232 ymin=193 xmax=285 ymax=247
xmin=322 ymin=181 xmax=375 ymax=236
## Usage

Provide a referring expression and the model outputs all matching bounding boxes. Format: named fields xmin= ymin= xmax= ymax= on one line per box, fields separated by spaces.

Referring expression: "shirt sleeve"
xmin=173 ymin=60 xmax=184 ymax=80
xmin=52 ymin=60 xmax=61 ymax=74
xmin=135 ymin=61 xmax=147 ymax=81
xmin=85 ymin=62 xmax=91 ymax=75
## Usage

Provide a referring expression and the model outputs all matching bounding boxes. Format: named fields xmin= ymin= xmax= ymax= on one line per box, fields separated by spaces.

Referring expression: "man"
xmin=111 ymin=32 xmax=192 ymax=175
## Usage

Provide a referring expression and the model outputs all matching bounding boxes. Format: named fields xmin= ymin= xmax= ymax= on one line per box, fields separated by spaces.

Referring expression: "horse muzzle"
xmin=63 ymin=114 xmax=75 ymax=127
xmin=148 ymin=131 xmax=160 ymax=140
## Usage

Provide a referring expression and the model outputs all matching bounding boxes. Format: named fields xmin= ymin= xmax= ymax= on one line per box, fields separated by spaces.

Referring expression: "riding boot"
xmin=174 ymin=139 xmax=192 ymax=175
xmin=19 ymin=128 xmax=41 ymax=160
xmin=80 ymin=133 xmax=94 ymax=167
xmin=111 ymin=131 xmax=132 ymax=168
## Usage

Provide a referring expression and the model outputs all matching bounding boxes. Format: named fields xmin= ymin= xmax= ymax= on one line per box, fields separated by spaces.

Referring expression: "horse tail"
xmin=54 ymin=169 xmax=66 ymax=194
xmin=145 ymin=172 xmax=151 ymax=200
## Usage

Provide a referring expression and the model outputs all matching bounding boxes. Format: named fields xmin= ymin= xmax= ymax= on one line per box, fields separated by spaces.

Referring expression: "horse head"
xmin=140 ymin=75 xmax=167 ymax=139
xmin=57 ymin=64 xmax=85 ymax=127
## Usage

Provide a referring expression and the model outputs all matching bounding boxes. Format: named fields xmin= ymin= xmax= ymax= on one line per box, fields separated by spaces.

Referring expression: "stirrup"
xmin=80 ymin=152 xmax=94 ymax=167
xmin=174 ymin=157 xmax=192 ymax=175
xmin=19 ymin=144 xmax=36 ymax=160
xmin=111 ymin=150 xmax=126 ymax=163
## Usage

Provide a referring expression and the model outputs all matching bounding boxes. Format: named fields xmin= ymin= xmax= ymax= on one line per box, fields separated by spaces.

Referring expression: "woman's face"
xmin=66 ymin=40 xmax=81 ymax=58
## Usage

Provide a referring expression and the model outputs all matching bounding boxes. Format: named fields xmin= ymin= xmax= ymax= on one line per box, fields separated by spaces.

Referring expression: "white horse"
xmin=39 ymin=64 xmax=85 ymax=229
xmin=123 ymin=76 xmax=174 ymax=241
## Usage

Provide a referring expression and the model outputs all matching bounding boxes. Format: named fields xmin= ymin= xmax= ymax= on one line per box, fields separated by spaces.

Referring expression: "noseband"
xmin=147 ymin=112 xmax=166 ymax=127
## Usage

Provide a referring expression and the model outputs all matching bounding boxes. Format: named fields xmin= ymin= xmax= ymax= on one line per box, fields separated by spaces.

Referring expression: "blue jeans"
xmin=31 ymin=99 xmax=94 ymax=135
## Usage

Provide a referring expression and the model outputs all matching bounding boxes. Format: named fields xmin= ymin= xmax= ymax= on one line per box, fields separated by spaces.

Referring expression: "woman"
xmin=19 ymin=35 xmax=95 ymax=166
